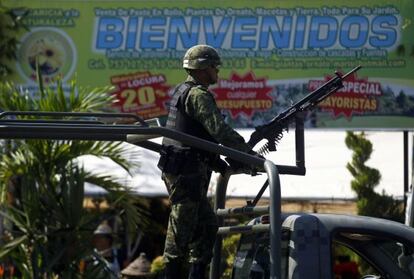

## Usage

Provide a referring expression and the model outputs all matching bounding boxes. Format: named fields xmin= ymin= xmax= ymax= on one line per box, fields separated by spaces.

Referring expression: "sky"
xmin=221 ymin=130 xmax=410 ymax=200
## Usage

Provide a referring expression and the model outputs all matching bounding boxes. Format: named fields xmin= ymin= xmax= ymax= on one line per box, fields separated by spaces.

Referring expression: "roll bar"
xmin=0 ymin=111 xmax=308 ymax=279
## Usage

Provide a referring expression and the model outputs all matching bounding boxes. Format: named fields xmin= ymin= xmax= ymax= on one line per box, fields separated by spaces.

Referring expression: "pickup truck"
xmin=207 ymin=117 xmax=414 ymax=279
xmin=232 ymin=213 xmax=414 ymax=279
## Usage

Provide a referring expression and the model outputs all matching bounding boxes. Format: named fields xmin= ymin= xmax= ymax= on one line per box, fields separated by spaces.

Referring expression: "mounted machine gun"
xmin=249 ymin=66 xmax=362 ymax=155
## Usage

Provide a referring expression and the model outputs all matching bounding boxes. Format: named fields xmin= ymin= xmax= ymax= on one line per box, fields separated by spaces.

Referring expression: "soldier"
xmin=157 ymin=44 xmax=261 ymax=279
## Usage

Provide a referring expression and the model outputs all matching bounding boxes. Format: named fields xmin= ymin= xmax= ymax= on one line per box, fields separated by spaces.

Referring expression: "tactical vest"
xmin=163 ymin=81 xmax=218 ymax=151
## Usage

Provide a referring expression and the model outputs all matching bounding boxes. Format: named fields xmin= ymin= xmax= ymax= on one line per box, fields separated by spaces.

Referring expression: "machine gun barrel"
xmin=248 ymin=66 xmax=361 ymax=154
xmin=275 ymin=65 xmax=361 ymax=123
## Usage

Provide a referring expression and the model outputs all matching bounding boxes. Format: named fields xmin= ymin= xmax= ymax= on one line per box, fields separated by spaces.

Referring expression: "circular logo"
xmin=17 ymin=27 xmax=77 ymax=83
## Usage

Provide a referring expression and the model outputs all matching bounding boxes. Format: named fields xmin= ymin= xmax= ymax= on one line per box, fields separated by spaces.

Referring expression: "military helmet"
xmin=182 ymin=45 xmax=221 ymax=70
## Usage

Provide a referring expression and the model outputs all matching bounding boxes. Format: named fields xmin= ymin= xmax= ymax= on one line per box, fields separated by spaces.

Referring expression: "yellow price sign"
xmin=120 ymin=86 xmax=156 ymax=111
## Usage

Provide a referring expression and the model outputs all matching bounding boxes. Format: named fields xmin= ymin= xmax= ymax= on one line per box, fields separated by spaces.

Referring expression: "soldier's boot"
xmin=188 ymin=262 xmax=207 ymax=279
xmin=164 ymin=260 xmax=181 ymax=279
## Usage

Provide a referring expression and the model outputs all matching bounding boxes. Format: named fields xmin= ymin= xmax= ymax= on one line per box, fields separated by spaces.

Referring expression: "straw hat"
xmin=121 ymin=253 xmax=154 ymax=278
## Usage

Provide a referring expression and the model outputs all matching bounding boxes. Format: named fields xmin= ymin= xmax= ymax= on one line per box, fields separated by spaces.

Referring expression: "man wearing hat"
xmin=92 ymin=222 xmax=121 ymax=277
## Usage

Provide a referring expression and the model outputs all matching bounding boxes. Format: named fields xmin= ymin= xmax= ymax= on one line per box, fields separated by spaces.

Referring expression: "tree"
xmin=396 ymin=91 xmax=408 ymax=109
xmin=0 ymin=77 xmax=155 ymax=278
xmin=345 ymin=131 xmax=404 ymax=222
xmin=0 ymin=0 xmax=27 ymax=79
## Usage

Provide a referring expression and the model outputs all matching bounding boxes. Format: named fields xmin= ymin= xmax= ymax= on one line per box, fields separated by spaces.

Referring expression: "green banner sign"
xmin=4 ymin=0 xmax=414 ymax=129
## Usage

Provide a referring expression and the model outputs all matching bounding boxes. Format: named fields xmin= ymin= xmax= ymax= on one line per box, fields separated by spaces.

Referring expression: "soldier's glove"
xmin=210 ymin=157 xmax=229 ymax=176
xmin=225 ymin=157 xmax=243 ymax=174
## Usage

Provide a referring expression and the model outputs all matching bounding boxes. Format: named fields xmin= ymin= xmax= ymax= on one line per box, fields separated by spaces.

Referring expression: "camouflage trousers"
xmin=162 ymin=163 xmax=218 ymax=265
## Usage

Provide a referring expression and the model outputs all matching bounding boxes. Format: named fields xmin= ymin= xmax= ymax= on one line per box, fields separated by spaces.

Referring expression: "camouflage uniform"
xmin=162 ymin=75 xmax=251 ymax=265
xmin=159 ymin=45 xmax=255 ymax=279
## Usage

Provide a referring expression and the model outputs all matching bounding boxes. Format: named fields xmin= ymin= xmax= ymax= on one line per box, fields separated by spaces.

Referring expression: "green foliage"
xmin=150 ymin=255 xmax=165 ymax=274
xmin=0 ymin=0 xmax=28 ymax=79
xmin=1 ymin=166 xmax=100 ymax=278
xmin=345 ymin=131 xmax=404 ymax=275
xmin=221 ymin=234 xmax=241 ymax=279
xmin=345 ymin=131 xmax=404 ymax=222
xmin=0 ymin=77 xmax=153 ymax=278
xmin=395 ymin=91 xmax=414 ymax=115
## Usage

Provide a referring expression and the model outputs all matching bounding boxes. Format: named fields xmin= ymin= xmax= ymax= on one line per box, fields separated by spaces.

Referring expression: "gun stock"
xmin=248 ymin=66 xmax=362 ymax=154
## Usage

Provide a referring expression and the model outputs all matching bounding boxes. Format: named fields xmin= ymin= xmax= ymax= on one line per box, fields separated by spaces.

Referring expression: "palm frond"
xmin=71 ymin=85 xmax=116 ymax=112
xmin=0 ymin=82 xmax=34 ymax=111
xmin=0 ymin=235 xmax=28 ymax=258
xmin=0 ymin=206 xmax=29 ymax=235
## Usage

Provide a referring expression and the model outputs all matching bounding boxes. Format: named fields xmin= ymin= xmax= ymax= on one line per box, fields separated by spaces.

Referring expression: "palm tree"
xmin=0 ymin=77 xmax=154 ymax=278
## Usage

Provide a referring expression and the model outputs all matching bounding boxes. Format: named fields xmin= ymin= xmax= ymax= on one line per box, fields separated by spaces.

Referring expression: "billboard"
xmin=4 ymin=0 xmax=414 ymax=129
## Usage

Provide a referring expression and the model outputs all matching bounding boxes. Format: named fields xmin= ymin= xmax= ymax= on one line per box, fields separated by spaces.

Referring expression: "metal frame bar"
xmin=0 ymin=124 xmax=263 ymax=166
xmin=216 ymin=205 xmax=270 ymax=216
xmin=266 ymin=160 xmax=281 ymax=279
xmin=210 ymin=171 xmax=231 ymax=279
xmin=404 ymin=131 xmax=409 ymax=210
xmin=210 ymin=116 xmax=305 ymax=279
xmin=0 ymin=111 xmax=147 ymax=125
xmin=0 ymin=123 xmax=304 ymax=174
xmin=210 ymin=161 xmax=282 ymax=279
